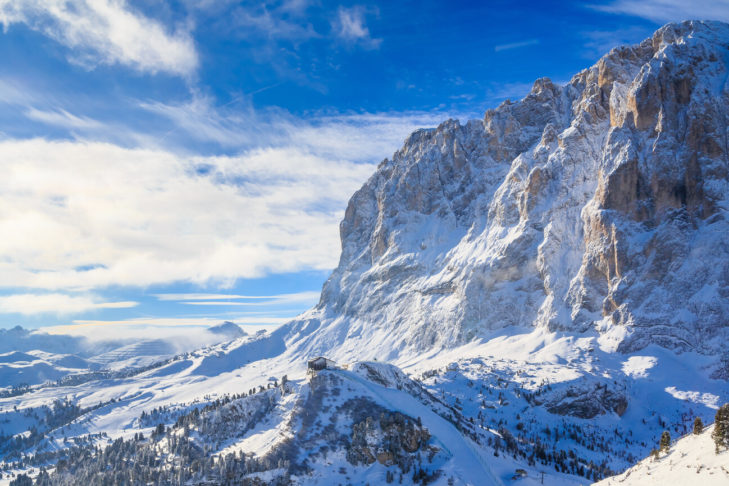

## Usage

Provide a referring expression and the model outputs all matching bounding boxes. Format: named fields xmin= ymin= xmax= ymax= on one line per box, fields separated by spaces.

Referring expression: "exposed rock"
xmin=544 ymin=381 xmax=629 ymax=419
xmin=347 ymin=410 xmax=433 ymax=471
xmin=286 ymin=20 xmax=729 ymax=361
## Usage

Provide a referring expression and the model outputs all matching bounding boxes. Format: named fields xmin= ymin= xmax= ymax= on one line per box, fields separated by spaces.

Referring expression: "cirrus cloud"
xmin=0 ymin=293 xmax=138 ymax=315
xmin=333 ymin=5 xmax=381 ymax=49
xmin=0 ymin=0 xmax=198 ymax=76
xmin=589 ymin=0 xmax=729 ymax=23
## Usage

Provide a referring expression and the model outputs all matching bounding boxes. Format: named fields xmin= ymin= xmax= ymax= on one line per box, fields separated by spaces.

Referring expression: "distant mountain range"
xmin=0 ymin=322 xmax=246 ymax=388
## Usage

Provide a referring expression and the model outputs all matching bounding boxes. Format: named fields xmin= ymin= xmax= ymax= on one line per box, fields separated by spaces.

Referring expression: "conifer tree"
xmin=693 ymin=416 xmax=703 ymax=435
xmin=713 ymin=403 xmax=729 ymax=453
xmin=8 ymin=474 xmax=32 ymax=486
xmin=659 ymin=430 xmax=671 ymax=452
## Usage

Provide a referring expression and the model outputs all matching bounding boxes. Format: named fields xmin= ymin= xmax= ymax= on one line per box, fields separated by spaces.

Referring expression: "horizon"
xmin=1 ymin=0 xmax=728 ymax=339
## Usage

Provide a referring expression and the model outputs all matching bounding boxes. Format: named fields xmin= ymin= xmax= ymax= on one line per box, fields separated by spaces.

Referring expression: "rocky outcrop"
xmin=287 ymin=21 xmax=729 ymax=361
xmin=347 ymin=411 xmax=434 ymax=469
xmin=542 ymin=381 xmax=629 ymax=419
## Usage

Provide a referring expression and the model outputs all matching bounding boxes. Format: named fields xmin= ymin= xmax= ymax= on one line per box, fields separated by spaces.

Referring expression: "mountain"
xmin=2 ymin=20 xmax=729 ymax=486
xmin=596 ymin=424 xmax=729 ymax=485
xmin=286 ymin=19 xmax=729 ymax=363
xmin=0 ymin=325 xmax=246 ymax=390
xmin=87 ymin=339 xmax=178 ymax=370
xmin=0 ymin=326 xmax=88 ymax=356
xmin=207 ymin=321 xmax=247 ymax=339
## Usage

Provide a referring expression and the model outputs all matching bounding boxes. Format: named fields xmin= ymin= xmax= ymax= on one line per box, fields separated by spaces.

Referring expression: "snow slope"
xmin=596 ymin=425 xmax=729 ymax=485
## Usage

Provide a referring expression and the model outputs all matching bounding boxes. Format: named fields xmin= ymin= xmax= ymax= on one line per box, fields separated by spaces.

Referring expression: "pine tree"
xmin=8 ymin=474 xmax=32 ymax=486
xmin=713 ymin=403 xmax=729 ymax=453
xmin=659 ymin=430 xmax=671 ymax=453
xmin=693 ymin=416 xmax=703 ymax=435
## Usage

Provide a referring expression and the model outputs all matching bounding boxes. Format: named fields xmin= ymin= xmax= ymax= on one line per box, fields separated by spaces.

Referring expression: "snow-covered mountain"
xmin=206 ymin=321 xmax=247 ymax=340
xmin=285 ymin=19 xmax=729 ymax=363
xmin=2 ymin=20 xmax=729 ymax=486
xmin=0 ymin=324 xmax=249 ymax=390
xmin=0 ymin=327 xmax=87 ymax=356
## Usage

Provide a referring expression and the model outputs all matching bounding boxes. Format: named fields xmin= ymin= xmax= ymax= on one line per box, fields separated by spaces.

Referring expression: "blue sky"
xmin=0 ymin=0 xmax=727 ymax=339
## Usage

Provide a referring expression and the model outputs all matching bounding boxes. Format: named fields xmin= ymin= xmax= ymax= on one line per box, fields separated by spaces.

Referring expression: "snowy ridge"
xmin=596 ymin=425 xmax=729 ymax=485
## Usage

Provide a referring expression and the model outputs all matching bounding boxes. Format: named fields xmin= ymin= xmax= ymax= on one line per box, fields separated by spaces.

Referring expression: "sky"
xmin=0 ymin=0 xmax=728 ymax=339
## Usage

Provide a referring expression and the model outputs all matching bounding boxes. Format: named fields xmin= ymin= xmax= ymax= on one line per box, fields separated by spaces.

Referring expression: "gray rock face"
xmin=347 ymin=410 xmax=433 ymax=468
xmin=287 ymin=21 xmax=729 ymax=360
xmin=542 ymin=381 xmax=629 ymax=419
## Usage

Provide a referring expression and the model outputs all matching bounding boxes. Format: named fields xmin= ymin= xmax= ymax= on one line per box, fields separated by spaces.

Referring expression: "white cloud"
xmin=590 ymin=0 xmax=729 ymax=23
xmin=232 ymin=5 xmax=319 ymax=41
xmin=96 ymin=301 xmax=138 ymax=309
xmin=0 ymin=93 xmax=450 ymax=296
xmin=181 ymin=301 xmax=258 ymax=306
xmin=494 ymin=39 xmax=539 ymax=52
xmin=0 ymin=293 xmax=137 ymax=315
xmin=0 ymin=78 xmax=39 ymax=105
xmin=155 ymin=293 xmax=268 ymax=301
xmin=44 ymin=317 xmax=285 ymax=342
xmin=140 ymin=94 xmax=449 ymax=161
xmin=180 ymin=291 xmax=320 ymax=306
xmin=0 ymin=138 xmax=372 ymax=290
xmin=182 ymin=301 xmax=277 ymax=306
xmin=69 ymin=316 xmax=290 ymax=327
xmin=0 ymin=0 xmax=198 ymax=76
xmin=139 ymin=94 xmax=254 ymax=147
xmin=156 ymin=291 xmax=321 ymax=302
xmin=333 ymin=6 xmax=381 ymax=49
xmin=25 ymin=107 xmax=104 ymax=130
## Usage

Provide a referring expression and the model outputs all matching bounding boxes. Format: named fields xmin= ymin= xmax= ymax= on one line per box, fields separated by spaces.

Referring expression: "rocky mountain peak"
xmin=289 ymin=20 xmax=729 ymax=362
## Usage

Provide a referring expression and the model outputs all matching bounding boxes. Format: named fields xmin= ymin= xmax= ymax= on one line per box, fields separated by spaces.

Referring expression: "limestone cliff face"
xmin=287 ymin=21 xmax=729 ymax=360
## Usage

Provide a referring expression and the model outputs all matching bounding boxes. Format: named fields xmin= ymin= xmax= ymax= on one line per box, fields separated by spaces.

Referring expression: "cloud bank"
xmin=0 ymin=293 xmax=137 ymax=315
xmin=0 ymin=138 xmax=369 ymax=290
xmin=0 ymin=109 xmax=446 ymax=294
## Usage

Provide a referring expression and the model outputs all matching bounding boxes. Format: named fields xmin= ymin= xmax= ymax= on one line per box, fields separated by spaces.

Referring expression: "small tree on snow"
xmin=659 ymin=430 xmax=671 ymax=453
xmin=693 ymin=416 xmax=703 ymax=435
xmin=713 ymin=403 xmax=729 ymax=453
